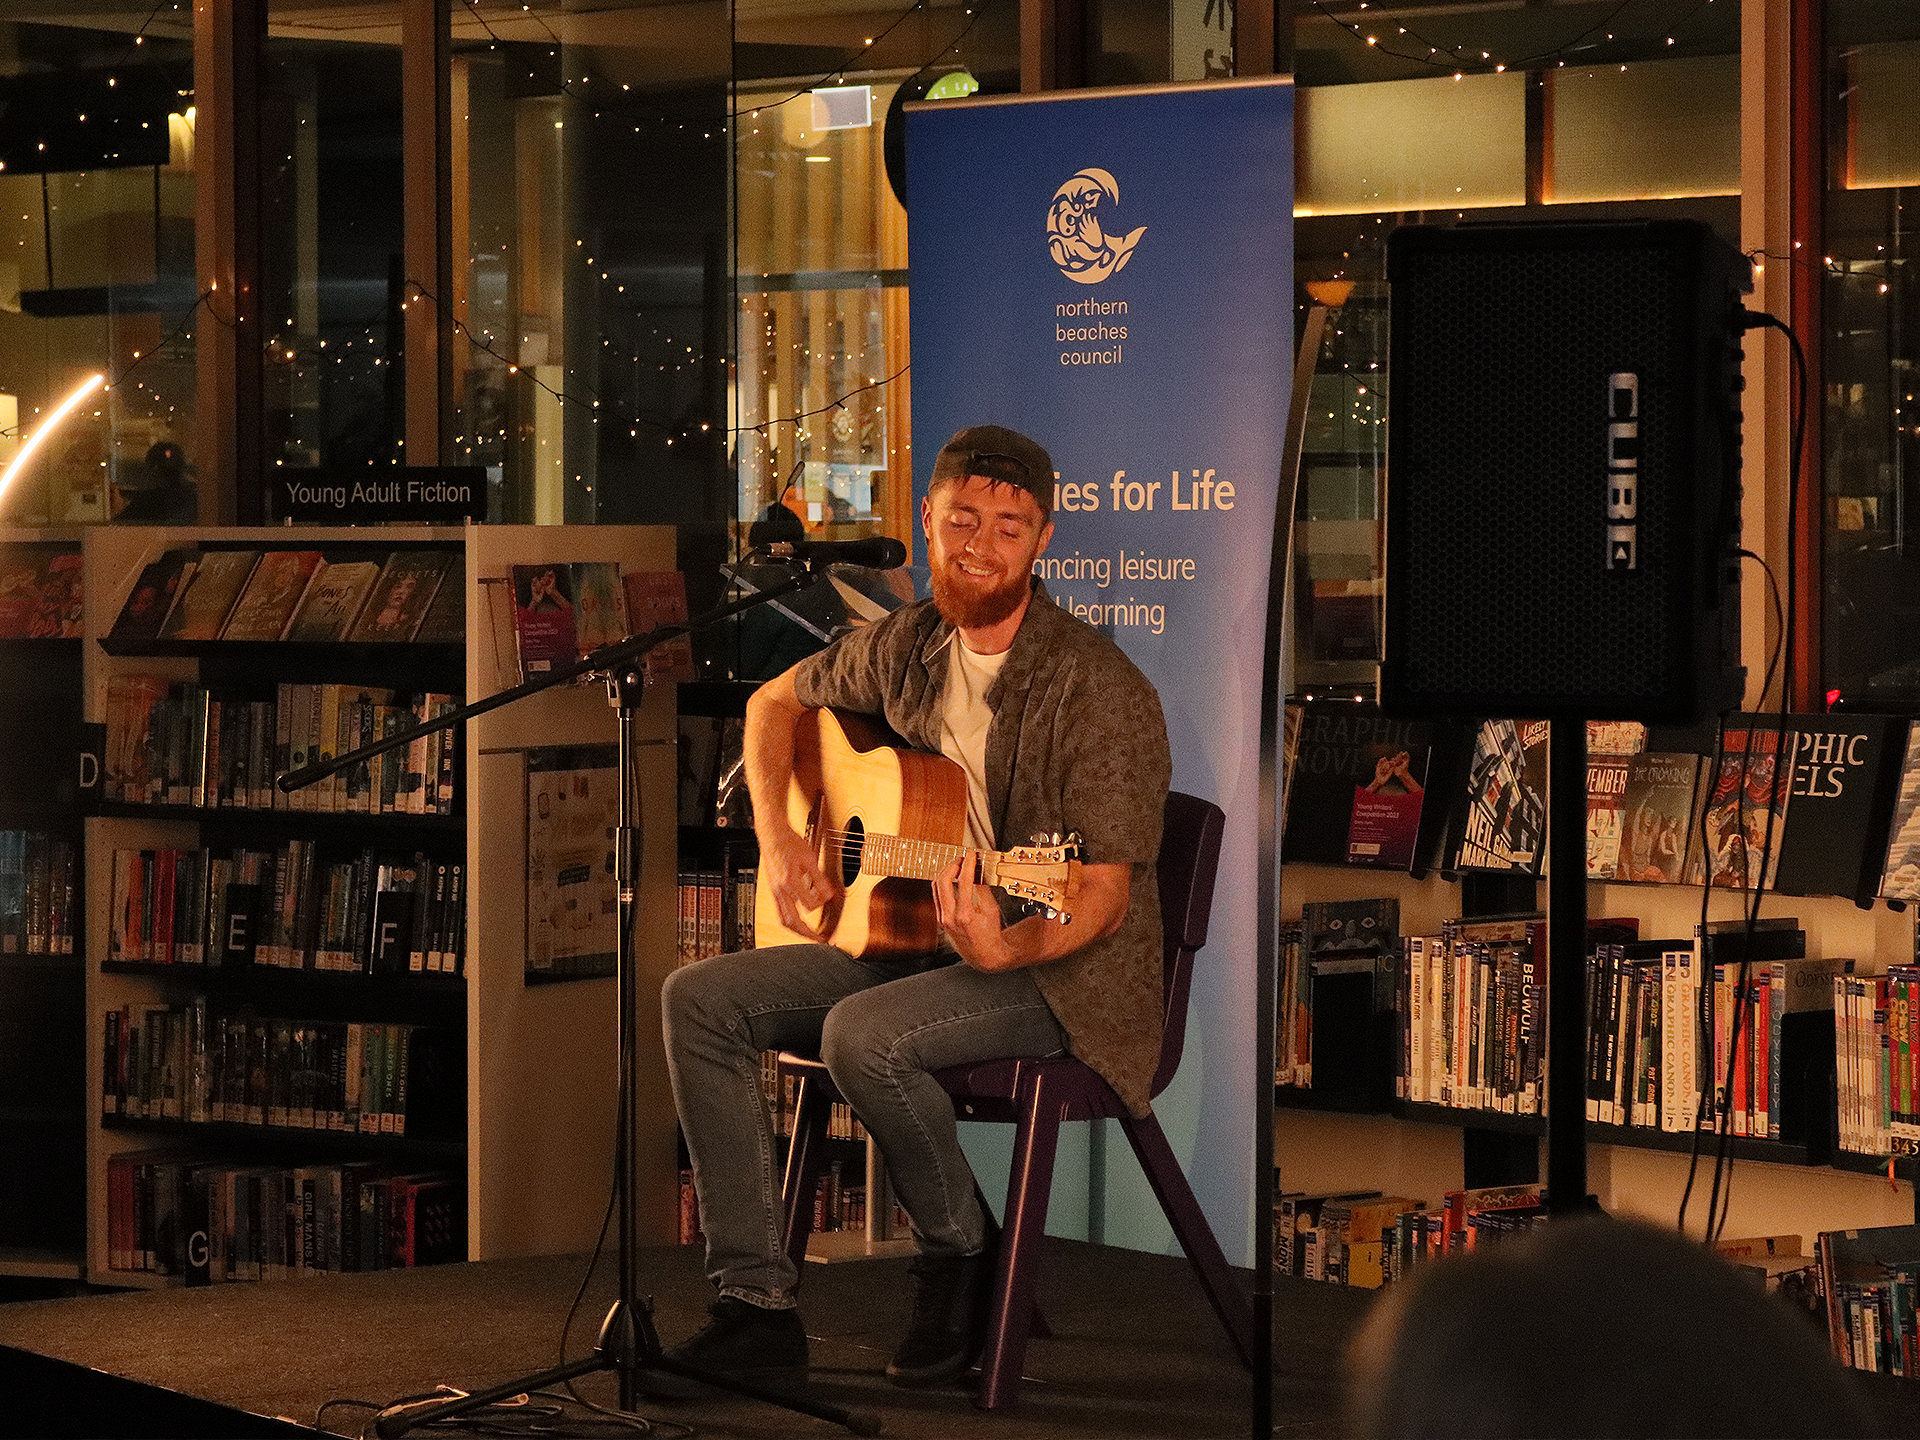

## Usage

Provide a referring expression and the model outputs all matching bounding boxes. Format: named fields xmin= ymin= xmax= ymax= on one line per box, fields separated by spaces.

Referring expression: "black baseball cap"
xmin=929 ymin=424 xmax=1054 ymax=519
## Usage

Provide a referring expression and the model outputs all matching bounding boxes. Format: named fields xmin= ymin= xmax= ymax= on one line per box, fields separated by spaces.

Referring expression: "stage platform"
xmin=0 ymin=1241 xmax=1370 ymax=1438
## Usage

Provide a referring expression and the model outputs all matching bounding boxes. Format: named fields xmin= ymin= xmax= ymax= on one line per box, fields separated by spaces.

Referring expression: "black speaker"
xmin=1380 ymin=220 xmax=1751 ymax=722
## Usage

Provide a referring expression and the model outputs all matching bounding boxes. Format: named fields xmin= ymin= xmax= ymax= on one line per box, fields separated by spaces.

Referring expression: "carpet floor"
xmin=0 ymin=1241 xmax=1372 ymax=1439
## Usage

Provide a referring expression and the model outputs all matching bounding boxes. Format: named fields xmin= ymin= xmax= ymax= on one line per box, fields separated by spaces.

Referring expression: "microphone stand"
xmin=277 ymin=554 xmax=882 ymax=1439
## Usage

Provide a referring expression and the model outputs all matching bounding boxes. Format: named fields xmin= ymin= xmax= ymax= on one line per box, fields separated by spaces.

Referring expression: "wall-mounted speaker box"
xmin=1381 ymin=220 xmax=1752 ymax=722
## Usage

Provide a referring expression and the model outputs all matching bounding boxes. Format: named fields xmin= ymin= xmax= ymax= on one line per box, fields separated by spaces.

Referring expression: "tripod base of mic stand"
xmin=371 ymin=1299 xmax=882 ymax=1438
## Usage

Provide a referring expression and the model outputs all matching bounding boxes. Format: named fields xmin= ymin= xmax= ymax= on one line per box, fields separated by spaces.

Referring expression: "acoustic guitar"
xmin=753 ymin=708 xmax=1081 ymax=959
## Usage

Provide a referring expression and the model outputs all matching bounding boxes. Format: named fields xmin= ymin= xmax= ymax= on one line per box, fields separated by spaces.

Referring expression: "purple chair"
xmin=777 ymin=790 xmax=1255 ymax=1408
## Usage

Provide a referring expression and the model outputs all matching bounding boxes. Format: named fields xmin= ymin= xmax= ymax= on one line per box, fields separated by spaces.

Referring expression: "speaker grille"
xmin=1383 ymin=222 xmax=1745 ymax=721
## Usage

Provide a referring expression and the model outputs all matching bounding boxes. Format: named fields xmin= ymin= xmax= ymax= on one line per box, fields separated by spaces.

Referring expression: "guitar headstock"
xmin=989 ymin=833 xmax=1082 ymax=923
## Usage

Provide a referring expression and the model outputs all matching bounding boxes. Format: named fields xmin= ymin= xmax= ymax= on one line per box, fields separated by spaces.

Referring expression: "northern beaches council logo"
xmin=1046 ymin=168 xmax=1146 ymax=284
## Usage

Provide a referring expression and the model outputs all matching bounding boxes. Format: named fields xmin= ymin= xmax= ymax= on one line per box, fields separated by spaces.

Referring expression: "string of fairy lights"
xmin=1306 ymin=0 xmax=1727 ymax=79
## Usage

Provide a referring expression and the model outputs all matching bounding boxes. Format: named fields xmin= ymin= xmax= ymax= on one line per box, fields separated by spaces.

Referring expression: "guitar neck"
xmin=862 ymin=832 xmax=1009 ymax=887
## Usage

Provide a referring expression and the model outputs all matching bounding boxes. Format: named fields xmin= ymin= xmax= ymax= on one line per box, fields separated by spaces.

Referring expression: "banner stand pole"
xmin=1253 ymin=302 xmax=1328 ymax=1438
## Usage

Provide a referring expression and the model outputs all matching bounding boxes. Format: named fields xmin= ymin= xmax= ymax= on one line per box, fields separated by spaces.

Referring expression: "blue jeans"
xmin=660 ymin=944 xmax=1067 ymax=1310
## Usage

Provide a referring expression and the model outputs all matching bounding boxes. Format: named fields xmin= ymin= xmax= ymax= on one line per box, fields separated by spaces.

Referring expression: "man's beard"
xmin=929 ymin=554 xmax=1031 ymax=630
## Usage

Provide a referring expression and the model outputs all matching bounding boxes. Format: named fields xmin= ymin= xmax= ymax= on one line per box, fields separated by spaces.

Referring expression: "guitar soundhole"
xmin=839 ymin=817 xmax=865 ymax=887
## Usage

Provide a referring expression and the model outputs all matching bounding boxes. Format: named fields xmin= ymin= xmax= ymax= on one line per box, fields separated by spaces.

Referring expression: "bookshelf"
xmin=80 ymin=523 xmax=683 ymax=1286
xmin=1275 ymin=858 xmax=1920 ymax=1250
xmin=0 ymin=530 xmax=87 ymax=1282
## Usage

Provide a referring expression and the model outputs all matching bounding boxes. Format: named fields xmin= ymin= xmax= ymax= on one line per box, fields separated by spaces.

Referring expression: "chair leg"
xmin=1119 ymin=1112 xmax=1257 ymax=1370
xmin=779 ymin=1075 xmax=834 ymax=1280
xmin=975 ymin=1068 xmax=1062 ymax=1410
xmin=974 ymin=1178 xmax=1049 ymax=1339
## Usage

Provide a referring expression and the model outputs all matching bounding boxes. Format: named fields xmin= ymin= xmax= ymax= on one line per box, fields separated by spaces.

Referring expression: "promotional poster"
xmin=908 ymin=77 xmax=1295 ymax=1262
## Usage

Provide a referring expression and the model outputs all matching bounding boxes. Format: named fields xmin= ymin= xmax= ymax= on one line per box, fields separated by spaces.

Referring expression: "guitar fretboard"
xmin=824 ymin=828 xmax=998 ymax=885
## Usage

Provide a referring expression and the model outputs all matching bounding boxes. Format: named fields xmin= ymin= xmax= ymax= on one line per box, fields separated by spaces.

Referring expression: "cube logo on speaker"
xmin=1607 ymin=372 xmax=1640 ymax=572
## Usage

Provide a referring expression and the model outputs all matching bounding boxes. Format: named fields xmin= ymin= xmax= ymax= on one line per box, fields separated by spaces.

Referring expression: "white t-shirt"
xmin=939 ymin=633 xmax=1009 ymax=852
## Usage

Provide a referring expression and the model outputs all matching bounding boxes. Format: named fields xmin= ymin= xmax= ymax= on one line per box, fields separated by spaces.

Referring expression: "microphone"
xmin=763 ymin=535 xmax=908 ymax=569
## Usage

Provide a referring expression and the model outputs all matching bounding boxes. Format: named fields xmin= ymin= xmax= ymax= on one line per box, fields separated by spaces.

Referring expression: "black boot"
xmin=886 ymin=1250 xmax=994 ymax=1387
xmin=643 ymin=1296 xmax=809 ymax=1399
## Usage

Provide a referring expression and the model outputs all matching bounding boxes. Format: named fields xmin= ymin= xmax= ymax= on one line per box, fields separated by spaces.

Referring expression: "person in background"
xmin=1344 ymin=1215 xmax=1882 ymax=1439
xmin=111 ymin=442 xmax=197 ymax=524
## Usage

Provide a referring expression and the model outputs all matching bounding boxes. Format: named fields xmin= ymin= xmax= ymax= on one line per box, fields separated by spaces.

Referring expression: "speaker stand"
xmin=1546 ymin=717 xmax=1589 ymax=1215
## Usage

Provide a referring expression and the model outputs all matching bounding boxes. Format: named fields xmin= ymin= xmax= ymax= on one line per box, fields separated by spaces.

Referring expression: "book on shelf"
xmin=347 ymin=551 xmax=455 ymax=642
xmin=106 ymin=1148 xmax=463 ymax=1282
xmin=102 ymin=1002 xmax=461 ymax=1140
xmin=1612 ymin=751 xmax=1707 ymax=884
xmin=1878 ymin=722 xmax=1920 ymax=903
xmin=1281 ymin=701 xmax=1441 ymax=873
xmin=0 ymin=829 xmax=76 ymax=956
xmin=525 ymin=744 xmax=620 ymax=979
xmin=1588 ymin=940 xmax=1669 ymax=1128
xmin=622 ymin=570 xmax=696 ymax=682
xmin=572 ymin=561 xmax=627 ymax=656
xmin=0 ymin=549 xmax=45 ymax=640
xmin=1684 ymin=720 xmax=1793 ymax=890
xmin=676 ymin=865 xmax=757 ymax=965
xmin=0 ymin=545 xmax=82 ymax=638
xmin=107 ymin=548 xmax=197 ymax=644
xmin=713 ymin=718 xmax=751 ymax=829
xmin=411 ymin=563 xmax=465 ymax=643
xmin=106 ymin=841 xmax=465 ymax=978
xmin=507 ymin=564 xmax=578 ymax=677
xmin=1276 ymin=922 xmax=1306 ymax=1086
xmin=1440 ymin=1183 xmax=1544 ymax=1252
xmin=1398 ymin=916 xmax=1547 ymax=1116
xmin=103 ymin=678 xmax=457 ymax=816
xmin=283 ymin=558 xmax=382 ymax=642
xmin=218 ymin=549 xmax=325 ymax=641
xmin=33 ymin=547 xmax=83 ymax=637
xmin=1275 ymin=1190 xmax=1380 ymax=1278
xmin=1448 ymin=718 xmax=1548 ymax=876
xmin=1316 ymin=1194 xmax=1423 ymax=1289
xmin=160 ymin=549 xmax=260 ymax=641
xmin=1288 ymin=897 xmax=1399 ymax=1101
xmin=1684 ymin=921 xmax=1839 ymax=1142
xmin=1832 ymin=963 xmax=1889 ymax=1158
xmin=1585 ymin=720 xmax=1648 ymax=879
xmin=1773 ymin=714 xmax=1907 ymax=906
xmin=1817 ymin=1223 xmax=1920 ymax=1376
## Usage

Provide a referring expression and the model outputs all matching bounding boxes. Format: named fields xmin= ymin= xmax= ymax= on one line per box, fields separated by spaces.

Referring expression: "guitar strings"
xmin=812 ymin=825 xmax=965 ymax=878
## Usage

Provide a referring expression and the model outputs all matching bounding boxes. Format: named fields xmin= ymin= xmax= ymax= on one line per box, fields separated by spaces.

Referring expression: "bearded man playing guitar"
xmin=657 ymin=424 xmax=1171 ymax=1396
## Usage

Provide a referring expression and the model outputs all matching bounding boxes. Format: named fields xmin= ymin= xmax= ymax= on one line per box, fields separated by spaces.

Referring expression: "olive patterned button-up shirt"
xmin=789 ymin=580 xmax=1172 ymax=1116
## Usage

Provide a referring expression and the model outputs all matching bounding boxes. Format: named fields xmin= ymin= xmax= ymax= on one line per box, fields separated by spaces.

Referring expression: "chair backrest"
xmin=1149 ymin=790 xmax=1226 ymax=1098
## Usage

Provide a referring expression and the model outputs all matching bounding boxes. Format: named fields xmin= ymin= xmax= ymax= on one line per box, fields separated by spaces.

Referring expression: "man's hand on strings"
xmin=763 ymin=828 xmax=841 ymax=942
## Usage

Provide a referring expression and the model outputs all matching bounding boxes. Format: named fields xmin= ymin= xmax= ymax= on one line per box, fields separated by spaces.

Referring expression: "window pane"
xmin=1545 ymin=55 xmax=1739 ymax=203
xmin=1296 ymin=73 xmax=1527 ymax=218
xmin=0 ymin=9 xmax=195 ymax=526
xmin=1839 ymin=38 xmax=1920 ymax=189
xmin=1825 ymin=3 xmax=1920 ymax=700
xmin=451 ymin=3 xmax=731 ymax=526
xmin=262 ymin=14 xmax=403 ymax=484
xmin=734 ymin=75 xmax=906 ymax=542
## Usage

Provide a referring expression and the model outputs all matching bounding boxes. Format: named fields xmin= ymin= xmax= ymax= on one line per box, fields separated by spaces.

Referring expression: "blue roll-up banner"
xmin=908 ymin=77 xmax=1294 ymax=1265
